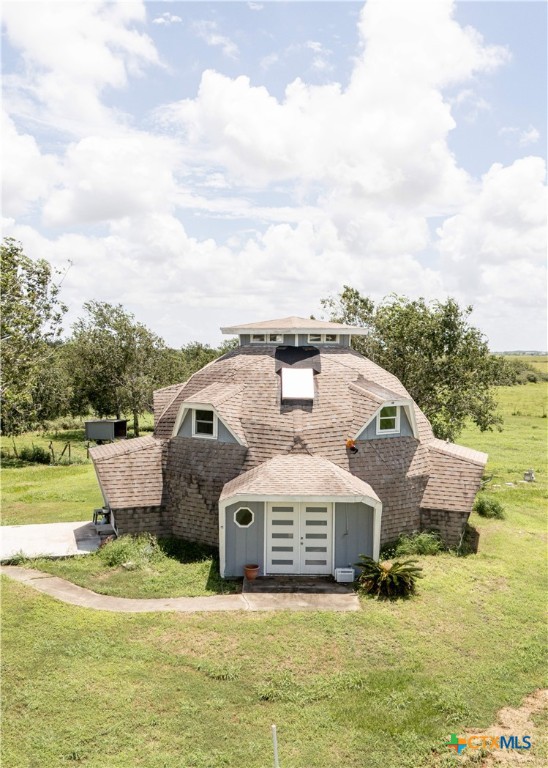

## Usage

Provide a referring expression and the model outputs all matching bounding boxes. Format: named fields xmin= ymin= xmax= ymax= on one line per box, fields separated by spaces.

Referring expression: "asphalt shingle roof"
xmin=90 ymin=436 xmax=166 ymax=509
xmin=220 ymin=454 xmax=380 ymax=502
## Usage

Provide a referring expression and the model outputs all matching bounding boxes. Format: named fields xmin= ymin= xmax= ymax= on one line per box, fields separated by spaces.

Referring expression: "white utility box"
xmin=334 ymin=567 xmax=355 ymax=583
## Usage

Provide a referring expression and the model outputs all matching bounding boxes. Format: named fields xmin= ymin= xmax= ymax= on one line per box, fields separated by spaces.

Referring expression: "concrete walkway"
xmin=0 ymin=566 xmax=360 ymax=613
xmin=0 ymin=521 xmax=100 ymax=560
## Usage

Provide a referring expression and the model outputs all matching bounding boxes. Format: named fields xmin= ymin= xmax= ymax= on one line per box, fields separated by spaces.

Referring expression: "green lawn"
xmin=16 ymin=536 xmax=239 ymax=598
xmin=1 ymin=384 xmax=547 ymax=767
xmin=1 ymin=414 xmax=154 ymax=525
xmin=1 ymin=463 xmax=103 ymax=525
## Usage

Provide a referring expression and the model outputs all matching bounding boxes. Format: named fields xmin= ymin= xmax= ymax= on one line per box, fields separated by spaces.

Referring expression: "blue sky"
xmin=2 ymin=1 xmax=546 ymax=350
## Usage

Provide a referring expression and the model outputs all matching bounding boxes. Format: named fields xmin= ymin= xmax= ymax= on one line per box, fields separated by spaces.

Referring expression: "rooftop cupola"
xmin=220 ymin=315 xmax=369 ymax=348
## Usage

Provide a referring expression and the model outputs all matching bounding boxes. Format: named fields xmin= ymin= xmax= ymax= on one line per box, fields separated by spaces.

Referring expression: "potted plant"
xmin=244 ymin=563 xmax=260 ymax=580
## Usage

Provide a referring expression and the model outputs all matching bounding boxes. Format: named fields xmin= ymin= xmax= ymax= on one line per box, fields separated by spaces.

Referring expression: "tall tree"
xmin=322 ymin=286 xmax=503 ymax=441
xmin=67 ymin=302 xmax=167 ymax=436
xmin=0 ymin=238 xmax=67 ymax=435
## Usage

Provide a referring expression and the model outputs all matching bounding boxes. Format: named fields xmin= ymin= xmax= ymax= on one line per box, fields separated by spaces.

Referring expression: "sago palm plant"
xmin=355 ymin=555 xmax=423 ymax=599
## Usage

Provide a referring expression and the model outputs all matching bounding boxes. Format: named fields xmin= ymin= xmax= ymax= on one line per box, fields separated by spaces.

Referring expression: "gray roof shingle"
xmin=220 ymin=454 xmax=380 ymax=502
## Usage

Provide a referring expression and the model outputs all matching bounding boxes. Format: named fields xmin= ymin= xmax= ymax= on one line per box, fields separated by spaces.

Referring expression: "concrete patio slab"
xmin=1 ymin=566 xmax=361 ymax=613
xmin=0 ymin=521 xmax=100 ymax=560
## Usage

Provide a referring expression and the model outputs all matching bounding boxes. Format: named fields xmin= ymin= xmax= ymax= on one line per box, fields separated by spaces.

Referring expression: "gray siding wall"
xmin=224 ymin=501 xmax=265 ymax=577
xmin=357 ymin=406 xmax=413 ymax=440
xmin=239 ymin=334 xmax=296 ymax=346
xmin=334 ymin=502 xmax=374 ymax=567
xmin=238 ymin=334 xmax=350 ymax=347
xmin=178 ymin=409 xmax=237 ymax=443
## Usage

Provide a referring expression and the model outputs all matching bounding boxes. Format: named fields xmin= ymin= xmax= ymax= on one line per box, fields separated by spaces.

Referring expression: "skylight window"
xmin=281 ymin=368 xmax=315 ymax=400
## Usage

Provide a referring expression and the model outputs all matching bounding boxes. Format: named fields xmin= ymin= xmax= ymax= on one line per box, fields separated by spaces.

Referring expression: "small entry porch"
xmin=242 ymin=574 xmax=354 ymax=594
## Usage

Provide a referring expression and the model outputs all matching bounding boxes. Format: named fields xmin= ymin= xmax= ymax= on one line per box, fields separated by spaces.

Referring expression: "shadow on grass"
xmin=158 ymin=537 xmax=240 ymax=594
xmin=457 ymin=524 xmax=480 ymax=557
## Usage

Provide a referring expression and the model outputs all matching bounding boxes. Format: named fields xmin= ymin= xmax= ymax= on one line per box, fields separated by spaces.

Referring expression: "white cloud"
xmin=436 ymin=157 xmax=547 ymax=344
xmin=163 ymin=0 xmax=508 ymax=219
xmin=2 ymin=1 xmax=161 ymax=135
xmin=519 ymin=125 xmax=540 ymax=146
xmin=42 ymin=131 xmax=184 ymax=227
xmin=152 ymin=12 xmax=182 ymax=26
xmin=2 ymin=0 xmax=545 ymax=351
xmin=1 ymin=112 xmax=60 ymax=216
xmin=193 ymin=20 xmax=239 ymax=59
xmin=248 ymin=2 xmax=263 ymax=11
xmin=499 ymin=124 xmax=540 ymax=147
xmin=260 ymin=52 xmax=279 ymax=71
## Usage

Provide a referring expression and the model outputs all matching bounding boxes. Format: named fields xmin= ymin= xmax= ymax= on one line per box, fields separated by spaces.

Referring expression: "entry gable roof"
xmin=220 ymin=453 xmax=380 ymax=503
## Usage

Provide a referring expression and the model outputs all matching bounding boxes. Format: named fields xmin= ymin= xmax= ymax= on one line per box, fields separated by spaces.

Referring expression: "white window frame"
xmin=250 ymin=333 xmax=284 ymax=343
xmin=376 ymin=405 xmax=400 ymax=435
xmin=234 ymin=506 xmax=254 ymax=528
xmin=192 ymin=408 xmax=218 ymax=439
xmin=307 ymin=333 xmax=339 ymax=344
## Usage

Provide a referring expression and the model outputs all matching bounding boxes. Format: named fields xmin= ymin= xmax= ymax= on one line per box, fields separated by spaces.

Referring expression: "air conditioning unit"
xmin=334 ymin=567 xmax=355 ymax=583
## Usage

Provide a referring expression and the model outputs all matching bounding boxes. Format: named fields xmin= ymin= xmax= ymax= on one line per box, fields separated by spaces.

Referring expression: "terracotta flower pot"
xmin=244 ymin=564 xmax=260 ymax=580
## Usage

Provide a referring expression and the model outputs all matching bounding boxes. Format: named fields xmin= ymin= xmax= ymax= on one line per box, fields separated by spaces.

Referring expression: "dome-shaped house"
xmin=90 ymin=316 xmax=487 ymax=577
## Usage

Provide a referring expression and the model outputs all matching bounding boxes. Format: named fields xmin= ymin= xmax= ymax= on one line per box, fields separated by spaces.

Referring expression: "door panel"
xmin=266 ymin=506 xmax=298 ymax=573
xmin=266 ymin=503 xmax=332 ymax=574
xmin=301 ymin=505 xmax=331 ymax=574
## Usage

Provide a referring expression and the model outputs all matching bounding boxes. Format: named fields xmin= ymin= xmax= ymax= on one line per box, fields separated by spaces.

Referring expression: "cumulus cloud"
xmin=162 ymin=0 xmax=508 ymax=219
xmin=42 ymin=131 xmax=183 ymax=227
xmin=1 ymin=112 xmax=60 ymax=216
xmin=2 ymin=0 xmax=161 ymax=134
xmin=436 ymin=157 xmax=547 ymax=344
xmin=2 ymin=0 xmax=545 ymax=350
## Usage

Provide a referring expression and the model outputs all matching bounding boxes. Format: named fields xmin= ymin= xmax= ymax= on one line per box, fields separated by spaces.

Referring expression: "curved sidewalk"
xmin=0 ymin=566 xmax=360 ymax=613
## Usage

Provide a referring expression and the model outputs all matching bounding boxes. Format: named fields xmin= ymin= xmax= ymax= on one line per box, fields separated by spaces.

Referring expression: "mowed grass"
xmin=17 ymin=536 xmax=239 ymax=598
xmin=1 ymin=414 xmax=154 ymax=525
xmin=2 ymin=381 xmax=547 ymax=767
xmin=1 ymin=463 xmax=103 ymax=525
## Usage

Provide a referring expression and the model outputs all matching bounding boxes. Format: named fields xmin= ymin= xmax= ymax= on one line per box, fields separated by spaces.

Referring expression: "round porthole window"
xmin=234 ymin=507 xmax=254 ymax=528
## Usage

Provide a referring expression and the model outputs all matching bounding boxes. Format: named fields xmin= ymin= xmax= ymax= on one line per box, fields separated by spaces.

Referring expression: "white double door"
xmin=266 ymin=502 xmax=333 ymax=575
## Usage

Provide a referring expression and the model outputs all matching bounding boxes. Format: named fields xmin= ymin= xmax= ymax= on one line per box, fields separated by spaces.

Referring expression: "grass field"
xmin=1 ymin=414 xmax=154 ymax=526
xmin=504 ymin=354 xmax=548 ymax=375
xmin=1 ymin=382 xmax=547 ymax=767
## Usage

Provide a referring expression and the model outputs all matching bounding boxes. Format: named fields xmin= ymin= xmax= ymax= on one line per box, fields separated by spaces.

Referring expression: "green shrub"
xmin=473 ymin=495 xmax=505 ymax=519
xmin=394 ymin=531 xmax=442 ymax=556
xmin=355 ymin=555 xmax=423 ymax=599
xmin=97 ymin=534 xmax=165 ymax=569
xmin=18 ymin=445 xmax=51 ymax=464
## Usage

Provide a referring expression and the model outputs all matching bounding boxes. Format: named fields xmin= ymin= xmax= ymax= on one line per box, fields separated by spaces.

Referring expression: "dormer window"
xmin=193 ymin=409 xmax=217 ymax=438
xmin=308 ymin=333 xmax=339 ymax=344
xmin=376 ymin=406 xmax=400 ymax=435
xmin=250 ymin=333 xmax=284 ymax=343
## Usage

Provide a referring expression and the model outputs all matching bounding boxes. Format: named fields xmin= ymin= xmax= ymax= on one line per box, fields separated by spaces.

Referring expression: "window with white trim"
xmin=376 ymin=405 xmax=400 ymax=434
xmin=250 ymin=333 xmax=284 ymax=343
xmin=307 ymin=333 xmax=339 ymax=344
xmin=234 ymin=507 xmax=254 ymax=528
xmin=193 ymin=409 xmax=217 ymax=438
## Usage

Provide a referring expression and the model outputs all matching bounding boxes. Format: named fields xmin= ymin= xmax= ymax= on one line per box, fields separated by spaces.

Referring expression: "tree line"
xmin=1 ymin=238 xmax=539 ymax=442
